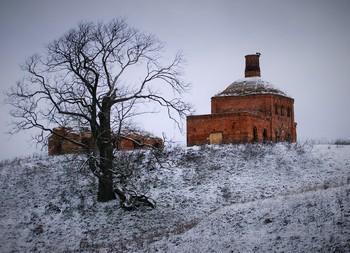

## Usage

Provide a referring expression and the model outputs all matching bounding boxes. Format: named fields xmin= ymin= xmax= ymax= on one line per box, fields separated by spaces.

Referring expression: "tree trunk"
xmin=98 ymin=179 xmax=115 ymax=202
xmin=97 ymin=144 xmax=115 ymax=202
xmin=97 ymin=96 xmax=115 ymax=202
xmin=97 ymin=166 xmax=115 ymax=202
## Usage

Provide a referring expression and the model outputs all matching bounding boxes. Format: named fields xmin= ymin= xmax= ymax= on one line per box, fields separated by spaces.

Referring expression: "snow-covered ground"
xmin=0 ymin=143 xmax=349 ymax=252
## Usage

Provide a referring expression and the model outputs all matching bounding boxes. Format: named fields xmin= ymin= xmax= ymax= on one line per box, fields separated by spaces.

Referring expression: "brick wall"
xmin=211 ymin=94 xmax=274 ymax=116
xmin=187 ymin=112 xmax=271 ymax=146
xmin=187 ymin=94 xmax=296 ymax=146
xmin=48 ymin=128 xmax=87 ymax=155
xmin=271 ymin=96 xmax=297 ymax=142
xmin=48 ymin=128 xmax=163 ymax=155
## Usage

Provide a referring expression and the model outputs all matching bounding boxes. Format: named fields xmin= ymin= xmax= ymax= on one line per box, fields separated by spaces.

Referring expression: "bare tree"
xmin=6 ymin=19 xmax=192 ymax=202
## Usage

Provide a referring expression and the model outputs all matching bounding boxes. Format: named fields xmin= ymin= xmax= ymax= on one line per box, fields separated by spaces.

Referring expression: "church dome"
xmin=215 ymin=53 xmax=288 ymax=98
xmin=216 ymin=76 xmax=288 ymax=97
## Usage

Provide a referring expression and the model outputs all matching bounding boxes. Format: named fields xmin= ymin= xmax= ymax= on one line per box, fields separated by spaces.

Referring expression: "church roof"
xmin=215 ymin=77 xmax=289 ymax=98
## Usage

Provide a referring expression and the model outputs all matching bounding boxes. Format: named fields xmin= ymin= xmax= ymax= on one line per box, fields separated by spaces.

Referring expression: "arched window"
xmin=253 ymin=126 xmax=258 ymax=142
xmin=287 ymin=107 xmax=291 ymax=117
xmin=275 ymin=130 xmax=279 ymax=142
xmin=263 ymin=129 xmax=268 ymax=143
xmin=275 ymin=104 xmax=278 ymax=115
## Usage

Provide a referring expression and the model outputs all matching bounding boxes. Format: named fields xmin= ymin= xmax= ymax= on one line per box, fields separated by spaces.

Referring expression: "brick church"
xmin=187 ymin=53 xmax=297 ymax=146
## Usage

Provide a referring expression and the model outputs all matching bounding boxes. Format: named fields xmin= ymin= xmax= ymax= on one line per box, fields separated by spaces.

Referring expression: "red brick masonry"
xmin=48 ymin=127 xmax=163 ymax=155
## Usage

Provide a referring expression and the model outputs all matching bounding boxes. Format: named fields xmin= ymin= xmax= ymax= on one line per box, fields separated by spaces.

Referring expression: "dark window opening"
xmin=263 ymin=129 xmax=268 ymax=143
xmin=281 ymin=106 xmax=284 ymax=116
xmin=287 ymin=107 xmax=291 ymax=117
xmin=286 ymin=132 xmax=292 ymax=142
xmin=253 ymin=126 xmax=258 ymax=142
xmin=275 ymin=104 xmax=278 ymax=115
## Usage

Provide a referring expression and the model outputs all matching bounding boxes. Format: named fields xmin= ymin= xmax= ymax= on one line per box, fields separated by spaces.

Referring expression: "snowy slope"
xmin=0 ymin=143 xmax=349 ymax=252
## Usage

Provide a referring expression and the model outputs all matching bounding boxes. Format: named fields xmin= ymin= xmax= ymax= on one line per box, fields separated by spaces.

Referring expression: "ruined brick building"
xmin=48 ymin=127 xmax=163 ymax=155
xmin=187 ymin=53 xmax=297 ymax=146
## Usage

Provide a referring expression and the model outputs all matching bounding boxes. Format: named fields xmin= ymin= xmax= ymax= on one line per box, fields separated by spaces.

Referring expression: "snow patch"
xmin=216 ymin=77 xmax=289 ymax=97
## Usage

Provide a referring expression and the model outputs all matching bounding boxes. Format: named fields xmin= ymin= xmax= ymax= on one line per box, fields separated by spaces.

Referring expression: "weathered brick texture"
xmin=245 ymin=54 xmax=261 ymax=77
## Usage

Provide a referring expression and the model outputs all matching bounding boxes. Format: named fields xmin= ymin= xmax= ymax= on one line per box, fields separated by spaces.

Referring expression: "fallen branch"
xmin=114 ymin=186 xmax=156 ymax=211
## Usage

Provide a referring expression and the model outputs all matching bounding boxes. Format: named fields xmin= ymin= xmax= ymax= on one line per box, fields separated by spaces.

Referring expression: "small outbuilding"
xmin=187 ymin=53 xmax=297 ymax=146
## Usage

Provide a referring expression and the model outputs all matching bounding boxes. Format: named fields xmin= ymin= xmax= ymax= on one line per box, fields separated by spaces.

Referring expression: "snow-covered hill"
xmin=1 ymin=143 xmax=349 ymax=252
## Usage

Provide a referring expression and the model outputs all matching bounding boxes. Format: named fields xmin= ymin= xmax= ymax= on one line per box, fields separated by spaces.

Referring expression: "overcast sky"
xmin=1 ymin=0 xmax=350 ymax=160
